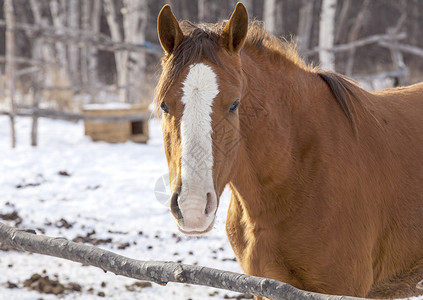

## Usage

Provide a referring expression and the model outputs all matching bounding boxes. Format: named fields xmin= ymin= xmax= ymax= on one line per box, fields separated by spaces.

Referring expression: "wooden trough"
xmin=82 ymin=103 xmax=150 ymax=143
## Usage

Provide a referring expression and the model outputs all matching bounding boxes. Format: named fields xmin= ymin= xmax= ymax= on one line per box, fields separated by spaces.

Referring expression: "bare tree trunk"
xmin=68 ymin=0 xmax=79 ymax=86
xmin=387 ymin=10 xmax=408 ymax=86
xmin=123 ymin=0 xmax=147 ymax=103
xmin=88 ymin=0 xmax=101 ymax=101
xmin=31 ymin=82 xmax=41 ymax=146
xmin=80 ymin=0 xmax=90 ymax=90
xmin=48 ymin=0 xmax=74 ymax=111
xmin=49 ymin=0 xmax=68 ymax=69
xmin=5 ymin=0 xmax=16 ymax=148
xmin=344 ymin=0 xmax=370 ymax=76
xmin=296 ymin=0 xmax=314 ymax=59
xmin=198 ymin=0 xmax=206 ymax=22
xmin=263 ymin=0 xmax=276 ymax=34
xmin=29 ymin=1 xmax=51 ymax=66
xmin=0 ymin=222 xmax=366 ymax=300
xmin=29 ymin=0 xmax=45 ymax=147
xmin=104 ymin=0 xmax=128 ymax=103
xmin=30 ymin=35 xmax=43 ymax=146
xmin=275 ymin=0 xmax=283 ymax=36
xmin=319 ymin=0 xmax=337 ymax=70
xmin=334 ymin=0 xmax=351 ymax=44
xmin=29 ymin=0 xmax=42 ymax=28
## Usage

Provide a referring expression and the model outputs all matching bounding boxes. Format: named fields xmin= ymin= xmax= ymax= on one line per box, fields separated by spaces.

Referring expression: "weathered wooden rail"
xmin=0 ymin=222 xmax=368 ymax=300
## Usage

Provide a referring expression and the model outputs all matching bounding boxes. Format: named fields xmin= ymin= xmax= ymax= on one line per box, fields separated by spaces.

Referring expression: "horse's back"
xmin=370 ymin=82 xmax=423 ymax=156
xmin=364 ymin=82 xmax=423 ymax=297
xmin=372 ymin=82 xmax=423 ymax=124
xmin=370 ymin=81 xmax=423 ymax=212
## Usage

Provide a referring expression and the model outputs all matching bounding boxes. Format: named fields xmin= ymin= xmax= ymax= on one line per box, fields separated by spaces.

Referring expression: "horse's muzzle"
xmin=169 ymin=190 xmax=217 ymax=235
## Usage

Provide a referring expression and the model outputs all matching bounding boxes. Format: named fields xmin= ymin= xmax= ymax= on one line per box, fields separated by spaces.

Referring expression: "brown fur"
xmin=156 ymin=4 xmax=423 ymax=299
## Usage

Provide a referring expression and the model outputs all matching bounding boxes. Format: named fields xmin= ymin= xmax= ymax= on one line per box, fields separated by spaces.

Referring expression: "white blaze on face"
xmin=179 ymin=63 xmax=219 ymax=231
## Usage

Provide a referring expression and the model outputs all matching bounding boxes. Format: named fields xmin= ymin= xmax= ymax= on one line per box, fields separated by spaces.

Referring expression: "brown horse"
xmin=155 ymin=3 xmax=423 ymax=299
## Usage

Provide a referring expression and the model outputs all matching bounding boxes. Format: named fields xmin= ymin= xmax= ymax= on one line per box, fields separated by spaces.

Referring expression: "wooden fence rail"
xmin=0 ymin=106 xmax=151 ymax=122
xmin=0 ymin=222 xmax=367 ymax=300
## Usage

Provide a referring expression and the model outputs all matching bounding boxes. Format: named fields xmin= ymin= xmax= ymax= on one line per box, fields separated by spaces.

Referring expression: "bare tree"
xmin=263 ymin=0 xmax=276 ymax=34
xmin=5 ymin=0 xmax=16 ymax=148
xmin=103 ymin=0 xmax=149 ymax=104
xmin=68 ymin=0 xmax=79 ymax=85
xmin=296 ymin=0 xmax=314 ymax=59
xmin=123 ymin=0 xmax=148 ymax=103
xmin=80 ymin=0 xmax=90 ymax=88
xmin=386 ymin=9 xmax=408 ymax=86
xmin=319 ymin=0 xmax=337 ymax=70
xmin=28 ymin=0 xmax=44 ymax=147
xmin=104 ymin=0 xmax=128 ymax=103
xmin=88 ymin=0 xmax=101 ymax=95
xmin=198 ymin=0 xmax=206 ymax=22
xmin=47 ymin=0 xmax=74 ymax=111
xmin=275 ymin=0 xmax=284 ymax=36
xmin=344 ymin=0 xmax=370 ymax=76
xmin=334 ymin=0 xmax=351 ymax=44
xmin=49 ymin=0 xmax=68 ymax=71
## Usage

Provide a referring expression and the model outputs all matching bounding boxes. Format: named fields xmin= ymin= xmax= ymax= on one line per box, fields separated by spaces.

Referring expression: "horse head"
xmin=156 ymin=3 xmax=248 ymax=235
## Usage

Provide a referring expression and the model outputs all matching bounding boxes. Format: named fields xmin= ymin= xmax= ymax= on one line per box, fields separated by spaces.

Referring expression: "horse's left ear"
xmin=221 ymin=2 xmax=248 ymax=53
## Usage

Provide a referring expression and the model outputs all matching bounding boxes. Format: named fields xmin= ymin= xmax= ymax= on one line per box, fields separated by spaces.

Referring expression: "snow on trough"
xmin=0 ymin=116 xmax=242 ymax=300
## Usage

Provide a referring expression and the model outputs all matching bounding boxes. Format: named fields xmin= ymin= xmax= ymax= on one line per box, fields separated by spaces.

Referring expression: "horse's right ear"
xmin=221 ymin=2 xmax=248 ymax=53
xmin=157 ymin=5 xmax=183 ymax=54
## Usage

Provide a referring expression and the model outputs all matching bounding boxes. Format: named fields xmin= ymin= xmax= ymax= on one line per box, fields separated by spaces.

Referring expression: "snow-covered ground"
xmin=0 ymin=116 xmax=243 ymax=299
xmin=2 ymin=116 xmax=422 ymax=300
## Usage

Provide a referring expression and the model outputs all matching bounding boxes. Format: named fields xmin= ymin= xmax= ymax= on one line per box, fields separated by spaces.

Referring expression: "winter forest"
xmin=1 ymin=0 xmax=423 ymax=120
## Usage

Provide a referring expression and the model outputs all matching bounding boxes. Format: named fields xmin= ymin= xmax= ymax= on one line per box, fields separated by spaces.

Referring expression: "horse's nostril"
xmin=170 ymin=192 xmax=183 ymax=221
xmin=205 ymin=192 xmax=213 ymax=215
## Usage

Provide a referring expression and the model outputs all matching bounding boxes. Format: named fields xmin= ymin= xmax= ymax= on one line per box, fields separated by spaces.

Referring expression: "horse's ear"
xmin=221 ymin=2 xmax=248 ymax=53
xmin=157 ymin=5 xmax=184 ymax=54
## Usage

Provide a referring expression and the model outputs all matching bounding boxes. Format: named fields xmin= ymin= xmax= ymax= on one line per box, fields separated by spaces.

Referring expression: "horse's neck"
xmin=231 ymin=52 xmax=356 ymax=224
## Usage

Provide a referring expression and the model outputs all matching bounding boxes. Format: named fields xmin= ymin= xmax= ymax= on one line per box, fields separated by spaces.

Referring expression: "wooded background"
xmin=0 ymin=0 xmax=422 ymax=115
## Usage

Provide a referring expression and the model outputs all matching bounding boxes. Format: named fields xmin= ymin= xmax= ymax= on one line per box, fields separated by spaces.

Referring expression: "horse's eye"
xmin=229 ymin=100 xmax=240 ymax=113
xmin=160 ymin=102 xmax=169 ymax=114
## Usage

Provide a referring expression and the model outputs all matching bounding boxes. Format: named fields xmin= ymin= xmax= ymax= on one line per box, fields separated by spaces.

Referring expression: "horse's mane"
xmin=155 ymin=20 xmax=361 ymax=128
xmin=317 ymin=71 xmax=360 ymax=128
xmin=243 ymin=21 xmax=311 ymax=70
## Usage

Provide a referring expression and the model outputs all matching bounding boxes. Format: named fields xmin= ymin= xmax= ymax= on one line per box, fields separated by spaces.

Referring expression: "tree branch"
xmin=0 ymin=20 xmax=160 ymax=55
xmin=307 ymin=32 xmax=406 ymax=55
xmin=378 ymin=41 xmax=423 ymax=58
xmin=0 ymin=222 xmax=365 ymax=300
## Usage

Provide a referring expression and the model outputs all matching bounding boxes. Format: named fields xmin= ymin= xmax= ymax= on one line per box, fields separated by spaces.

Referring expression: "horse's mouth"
xmin=176 ymin=216 xmax=216 ymax=236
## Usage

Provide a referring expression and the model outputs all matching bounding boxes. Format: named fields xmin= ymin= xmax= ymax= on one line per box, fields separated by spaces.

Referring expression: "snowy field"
xmin=1 ymin=116 xmax=422 ymax=300
xmin=0 ymin=116 xmax=243 ymax=300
